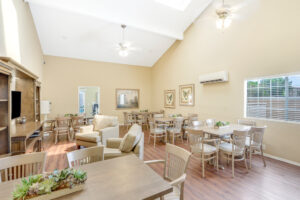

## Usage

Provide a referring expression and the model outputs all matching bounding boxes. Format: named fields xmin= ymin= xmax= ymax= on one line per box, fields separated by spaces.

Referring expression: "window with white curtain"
xmin=245 ymin=74 xmax=300 ymax=122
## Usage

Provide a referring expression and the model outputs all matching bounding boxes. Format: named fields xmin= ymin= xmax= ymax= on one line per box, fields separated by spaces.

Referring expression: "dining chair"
xmin=0 ymin=152 xmax=46 ymax=182
xmin=71 ymin=115 xmax=85 ymax=136
xmin=246 ymin=126 xmax=267 ymax=168
xmin=153 ymin=113 xmax=165 ymax=129
xmin=219 ymin=130 xmax=249 ymax=177
xmin=123 ymin=112 xmax=135 ymax=130
xmin=205 ymin=119 xmax=215 ymax=127
xmin=137 ymin=113 xmax=149 ymax=130
xmin=54 ymin=117 xmax=71 ymax=144
xmin=67 ymin=146 xmax=104 ymax=167
xmin=168 ymin=117 xmax=184 ymax=144
xmin=188 ymin=129 xmax=219 ymax=178
xmin=186 ymin=120 xmax=204 ymax=144
xmin=148 ymin=121 xmax=165 ymax=148
xmin=145 ymin=143 xmax=191 ymax=200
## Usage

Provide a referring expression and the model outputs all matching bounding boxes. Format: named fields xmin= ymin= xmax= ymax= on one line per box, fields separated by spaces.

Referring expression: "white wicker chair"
xmin=67 ymin=146 xmax=104 ymax=167
xmin=168 ymin=117 xmax=184 ymax=144
xmin=145 ymin=144 xmax=191 ymax=200
xmin=188 ymin=129 xmax=219 ymax=178
xmin=0 ymin=152 xmax=46 ymax=182
xmin=219 ymin=130 xmax=249 ymax=177
xmin=148 ymin=121 xmax=165 ymax=148
xmin=246 ymin=126 xmax=267 ymax=168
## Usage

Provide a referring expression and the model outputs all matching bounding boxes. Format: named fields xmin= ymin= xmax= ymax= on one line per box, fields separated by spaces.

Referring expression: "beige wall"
xmin=0 ymin=0 xmax=44 ymax=81
xmin=42 ymin=56 xmax=152 ymax=123
xmin=151 ymin=0 xmax=300 ymax=163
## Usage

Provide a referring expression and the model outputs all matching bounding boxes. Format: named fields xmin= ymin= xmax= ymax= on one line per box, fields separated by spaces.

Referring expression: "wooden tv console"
xmin=10 ymin=121 xmax=43 ymax=155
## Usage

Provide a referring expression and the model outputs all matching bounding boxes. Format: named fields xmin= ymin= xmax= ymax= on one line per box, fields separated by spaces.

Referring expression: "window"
xmin=245 ymin=74 xmax=300 ymax=122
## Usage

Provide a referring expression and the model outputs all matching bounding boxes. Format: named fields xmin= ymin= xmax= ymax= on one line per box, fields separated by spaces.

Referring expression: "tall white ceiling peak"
xmin=25 ymin=0 xmax=212 ymax=66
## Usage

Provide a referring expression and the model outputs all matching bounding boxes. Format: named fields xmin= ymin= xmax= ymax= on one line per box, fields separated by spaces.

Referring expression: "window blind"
xmin=246 ymin=74 xmax=300 ymax=122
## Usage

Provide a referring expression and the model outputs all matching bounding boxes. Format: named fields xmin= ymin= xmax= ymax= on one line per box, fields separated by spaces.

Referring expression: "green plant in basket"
xmin=12 ymin=169 xmax=87 ymax=200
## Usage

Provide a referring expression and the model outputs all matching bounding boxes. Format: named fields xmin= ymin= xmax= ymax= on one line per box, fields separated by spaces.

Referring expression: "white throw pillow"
xmin=119 ymin=133 xmax=136 ymax=153
xmin=128 ymin=124 xmax=142 ymax=147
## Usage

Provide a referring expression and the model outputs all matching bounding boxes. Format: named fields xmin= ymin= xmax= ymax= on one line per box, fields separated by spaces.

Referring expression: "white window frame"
xmin=244 ymin=72 xmax=300 ymax=124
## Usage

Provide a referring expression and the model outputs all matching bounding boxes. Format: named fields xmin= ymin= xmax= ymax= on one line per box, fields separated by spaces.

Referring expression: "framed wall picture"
xmin=116 ymin=89 xmax=139 ymax=109
xmin=164 ymin=90 xmax=175 ymax=108
xmin=179 ymin=84 xmax=195 ymax=106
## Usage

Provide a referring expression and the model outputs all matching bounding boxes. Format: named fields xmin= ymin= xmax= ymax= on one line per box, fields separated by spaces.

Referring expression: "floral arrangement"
xmin=12 ymin=168 xmax=87 ymax=200
xmin=215 ymin=121 xmax=230 ymax=128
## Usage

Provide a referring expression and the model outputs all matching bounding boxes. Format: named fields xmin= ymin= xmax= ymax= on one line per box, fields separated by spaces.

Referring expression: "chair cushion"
xmin=151 ymin=128 xmax=165 ymax=134
xmin=119 ymin=133 xmax=136 ymax=153
xmin=75 ymin=132 xmax=101 ymax=143
xmin=127 ymin=124 xmax=142 ymax=147
xmin=219 ymin=142 xmax=243 ymax=155
xmin=191 ymin=144 xmax=217 ymax=154
xmin=104 ymin=148 xmax=132 ymax=159
xmin=93 ymin=115 xmax=118 ymax=130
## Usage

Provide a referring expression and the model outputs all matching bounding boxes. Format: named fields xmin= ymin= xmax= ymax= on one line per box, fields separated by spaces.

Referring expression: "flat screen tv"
xmin=12 ymin=91 xmax=21 ymax=119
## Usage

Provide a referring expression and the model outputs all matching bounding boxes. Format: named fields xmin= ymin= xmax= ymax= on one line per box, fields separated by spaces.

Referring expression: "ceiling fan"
xmin=194 ymin=0 xmax=258 ymax=30
xmin=215 ymin=0 xmax=232 ymax=29
xmin=117 ymin=24 xmax=139 ymax=57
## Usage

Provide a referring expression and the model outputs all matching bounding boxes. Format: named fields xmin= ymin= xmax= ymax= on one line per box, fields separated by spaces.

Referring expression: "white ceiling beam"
xmin=24 ymin=0 xmax=184 ymax=40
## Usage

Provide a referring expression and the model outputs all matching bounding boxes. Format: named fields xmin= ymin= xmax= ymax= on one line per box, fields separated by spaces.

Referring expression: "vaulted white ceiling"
xmin=26 ymin=0 xmax=212 ymax=67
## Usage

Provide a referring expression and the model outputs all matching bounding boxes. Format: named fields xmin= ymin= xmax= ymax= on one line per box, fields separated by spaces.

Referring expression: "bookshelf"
xmin=0 ymin=71 xmax=11 ymax=155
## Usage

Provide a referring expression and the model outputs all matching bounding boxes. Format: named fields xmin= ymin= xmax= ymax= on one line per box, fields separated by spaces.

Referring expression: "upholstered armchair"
xmin=76 ymin=115 xmax=119 ymax=148
xmin=104 ymin=124 xmax=144 ymax=160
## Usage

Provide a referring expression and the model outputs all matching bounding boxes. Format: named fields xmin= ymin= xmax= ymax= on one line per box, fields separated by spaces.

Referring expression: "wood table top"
xmin=10 ymin=121 xmax=43 ymax=139
xmin=0 ymin=155 xmax=172 ymax=200
xmin=186 ymin=124 xmax=251 ymax=137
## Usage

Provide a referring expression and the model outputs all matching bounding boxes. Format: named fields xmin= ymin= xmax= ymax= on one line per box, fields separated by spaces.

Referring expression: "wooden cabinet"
xmin=34 ymin=81 xmax=41 ymax=122
xmin=0 ymin=66 xmax=11 ymax=155
xmin=0 ymin=57 xmax=42 ymax=155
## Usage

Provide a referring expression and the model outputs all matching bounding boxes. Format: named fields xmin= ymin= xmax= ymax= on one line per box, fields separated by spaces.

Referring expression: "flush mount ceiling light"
xmin=216 ymin=0 xmax=232 ymax=30
xmin=155 ymin=0 xmax=191 ymax=11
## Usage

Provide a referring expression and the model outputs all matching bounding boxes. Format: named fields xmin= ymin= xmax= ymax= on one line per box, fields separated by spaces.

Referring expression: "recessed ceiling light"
xmin=155 ymin=0 xmax=191 ymax=11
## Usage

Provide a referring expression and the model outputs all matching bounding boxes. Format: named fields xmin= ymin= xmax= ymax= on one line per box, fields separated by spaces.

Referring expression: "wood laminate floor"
xmin=44 ymin=126 xmax=300 ymax=200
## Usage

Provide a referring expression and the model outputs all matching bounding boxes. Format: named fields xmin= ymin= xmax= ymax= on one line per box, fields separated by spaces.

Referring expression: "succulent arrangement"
xmin=215 ymin=121 xmax=230 ymax=128
xmin=12 ymin=168 xmax=87 ymax=200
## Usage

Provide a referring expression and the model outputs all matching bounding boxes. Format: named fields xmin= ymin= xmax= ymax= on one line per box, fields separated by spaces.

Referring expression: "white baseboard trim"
xmin=264 ymin=153 xmax=300 ymax=167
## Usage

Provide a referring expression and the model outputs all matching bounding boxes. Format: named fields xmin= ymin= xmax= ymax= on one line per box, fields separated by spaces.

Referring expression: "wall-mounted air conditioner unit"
xmin=199 ymin=71 xmax=228 ymax=84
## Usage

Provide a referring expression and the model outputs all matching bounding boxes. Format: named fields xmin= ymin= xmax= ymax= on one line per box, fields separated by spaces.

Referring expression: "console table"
xmin=10 ymin=121 xmax=43 ymax=155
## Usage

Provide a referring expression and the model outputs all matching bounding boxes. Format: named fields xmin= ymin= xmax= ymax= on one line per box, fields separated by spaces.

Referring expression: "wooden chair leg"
xmin=148 ymin=134 xmax=151 ymax=144
xmin=216 ymin=152 xmax=219 ymax=171
xmin=55 ymin=131 xmax=58 ymax=144
xmin=202 ymin=159 xmax=205 ymax=178
xmin=232 ymin=156 xmax=235 ymax=178
xmin=244 ymin=152 xmax=249 ymax=172
xmin=172 ymin=133 xmax=175 ymax=144
xmin=249 ymin=148 xmax=252 ymax=169
xmin=261 ymin=146 xmax=266 ymax=167
xmin=227 ymin=154 xmax=229 ymax=165
xmin=154 ymin=134 xmax=156 ymax=148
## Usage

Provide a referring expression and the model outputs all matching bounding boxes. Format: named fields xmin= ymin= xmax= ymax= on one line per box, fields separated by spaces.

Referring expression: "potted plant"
xmin=214 ymin=121 xmax=230 ymax=129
